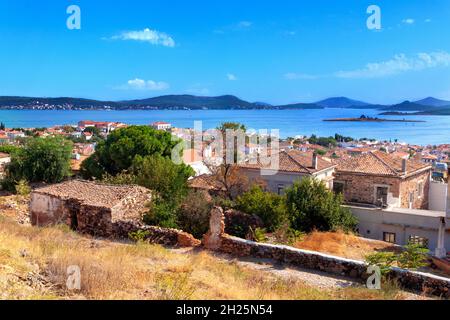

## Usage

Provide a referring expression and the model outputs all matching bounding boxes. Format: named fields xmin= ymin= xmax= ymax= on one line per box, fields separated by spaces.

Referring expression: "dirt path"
xmin=170 ymin=248 xmax=432 ymax=300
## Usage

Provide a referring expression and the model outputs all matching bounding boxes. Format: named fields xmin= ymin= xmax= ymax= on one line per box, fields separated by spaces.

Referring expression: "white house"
xmin=151 ymin=121 xmax=172 ymax=131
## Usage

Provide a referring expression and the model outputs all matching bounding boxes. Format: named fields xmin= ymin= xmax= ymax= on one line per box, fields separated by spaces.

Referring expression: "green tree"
xmin=0 ymin=122 xmax=5 ymax=130
xmin=131 ymin=155 xmax=194 ymax=204
xmin=83 ymin=126 xmax=101 ymax=136
xmin=285 ymin=178 xmax=358 ymax=233
xmin=132 ymin=155 xmax=194 ymax=228
xmin=178 ymin=190 xmax=213 ymax=238
xmin=235 ymin=186 xmax=287 ymax=232
xmin=81 ymin=126 xmax=182 ymax=179
xmin=3 ymin=136 xmax=72 ymax=187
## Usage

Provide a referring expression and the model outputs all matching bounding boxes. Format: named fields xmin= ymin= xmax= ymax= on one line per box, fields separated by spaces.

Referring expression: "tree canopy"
xmin=3 ymin=136 xmax=73 ymax=186
xmin=285 ymin=178 xmax=358 ymax=233
xmin=81 ymin=125 xmax=182 ymax=178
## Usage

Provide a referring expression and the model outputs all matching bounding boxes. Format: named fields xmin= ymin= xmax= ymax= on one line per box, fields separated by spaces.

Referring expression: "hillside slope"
xmin=0 ymin=205 xmax=419 ymax=300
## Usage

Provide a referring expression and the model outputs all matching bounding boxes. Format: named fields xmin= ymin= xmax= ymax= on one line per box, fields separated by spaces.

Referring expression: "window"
xmin=277 ymin=184 xmax=285 ymax=195
xmin=333 ymin=182 xmax=345 ymax=194
xmin=409 ymin=192 xmax=415 ymax=208
xmin=383 ymin=232 xmax=396 ymax=244
xmin=376 ymin=187 xmax=388 ymax=207
xmin=417 ymin=182 xmax=424 ymax=198
xmin=408 ymin=235 xmax=429 ymax=248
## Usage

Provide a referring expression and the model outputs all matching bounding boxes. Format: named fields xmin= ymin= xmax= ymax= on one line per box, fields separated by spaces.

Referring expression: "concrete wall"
xmin=349 ymin=206 xmax=449 ymax=251
xmin=429 ymin=181 xmax=447 ymax=212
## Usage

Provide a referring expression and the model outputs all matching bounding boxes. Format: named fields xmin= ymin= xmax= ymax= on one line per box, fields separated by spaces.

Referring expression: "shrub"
xmin=15 ymin=180 xmax=31 ymax=196
xmin=224 ymin=209 xmax=264 ymax=239
xmin=397 ymin=243 xmax=429 ymax=270
xmin=365 ymin=252 xmax=397 ymax=276
xmin=131 ymin=155 xmax=194 ymax=205
xmin=128 ymin=230 xmax=151 ymax=243
xmin=177 ymin=190 xmax=213 ymax=239
xmin=235 ymin=186 xmax=287 ymax=232
xmin=285 ymin=178 xmax=358 ymax=233
xmin=3 ymin=136 xmax=72 ymax=189
xmin=365 ymin=242 xmax=430 ymax=274
xmin=144 ymin=199 xmax=178 ymax=229
xmin=252 ymin=228 xmax=268 ymax=243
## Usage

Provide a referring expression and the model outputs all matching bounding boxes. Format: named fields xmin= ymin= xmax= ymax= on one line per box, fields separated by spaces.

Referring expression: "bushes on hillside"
xmin=2 ymin=136 xmax=73 ymax=191
xmin=177 ymin=190 xmax=213 ymax=239
xmin=235 ymin=186 xmax=287 ymax=232
xmin=285 ymin=178 xmax=358 ymax=233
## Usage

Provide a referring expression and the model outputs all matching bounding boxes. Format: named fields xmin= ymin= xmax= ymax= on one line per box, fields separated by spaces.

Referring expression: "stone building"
xmin=30 ymin=180 xmax=151 ymax=236
xmin=334 ymin=151 xmax=432 ymax=209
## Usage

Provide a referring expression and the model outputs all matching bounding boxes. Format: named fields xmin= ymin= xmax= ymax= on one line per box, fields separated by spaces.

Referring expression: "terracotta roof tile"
xmin=336 ymin=151 xmax=431 ymax=177
xmin=239 ymin=150 xmax=335 ymax=174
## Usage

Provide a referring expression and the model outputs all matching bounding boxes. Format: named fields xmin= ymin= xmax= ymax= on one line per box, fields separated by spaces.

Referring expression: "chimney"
xmin=402 ymin=158 xmax=407 ymax=174
xmin=312 ymin=152 xmax=318 ymax=170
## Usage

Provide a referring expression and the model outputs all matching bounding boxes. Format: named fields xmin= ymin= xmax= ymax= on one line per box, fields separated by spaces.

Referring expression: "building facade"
xmin=334 ymin=151 xmax=432 ymax=210
xmin=238 ymin=150 xmax=336 ymax=194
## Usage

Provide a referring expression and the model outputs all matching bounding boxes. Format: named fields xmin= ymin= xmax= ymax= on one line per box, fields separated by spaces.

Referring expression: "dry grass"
xmin=0 ymin=212 xmax=416 ymax=300
xmin=294 ymin=230 xmax=400 ymax=261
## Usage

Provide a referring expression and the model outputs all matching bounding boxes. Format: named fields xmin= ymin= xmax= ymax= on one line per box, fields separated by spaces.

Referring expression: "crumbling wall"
xmin=113 ymin=220 xmax=201 ymax=247
xmin=203 ymin=207 xmax=450 ymax=298
xmin=30 ymin=193 xmax=69 ymax=226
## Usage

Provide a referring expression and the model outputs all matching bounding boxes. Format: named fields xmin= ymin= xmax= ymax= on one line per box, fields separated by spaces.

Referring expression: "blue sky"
xmin=1 ymin=0 xmax=450 ymax=104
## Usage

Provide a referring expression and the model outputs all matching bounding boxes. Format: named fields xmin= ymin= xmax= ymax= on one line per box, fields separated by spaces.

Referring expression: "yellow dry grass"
xmin=0 ymin=213 xmax=414 ymax=300
xmin=294 ymin=230 xmax=400 ymax=261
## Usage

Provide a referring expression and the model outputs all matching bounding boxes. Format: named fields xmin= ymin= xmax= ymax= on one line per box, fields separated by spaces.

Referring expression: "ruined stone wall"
xmin=113 ymin=220 xmax=201 ymax=247
xmin=203 ymin=207 xmax=450 ymax=298
xmin=76 ymin=204 xmax=113 ymax=237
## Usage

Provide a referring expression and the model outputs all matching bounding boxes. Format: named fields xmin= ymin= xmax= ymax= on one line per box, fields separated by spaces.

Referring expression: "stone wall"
xmin=399 ymin=170 xmax=430 ymax=209
xmin=113 ymin=220 xmax=201 ymax=247
xmin=334 ymin=170 xmax=430 ymax=209
xmin=203 ymin=207 xmax=450 ymax=298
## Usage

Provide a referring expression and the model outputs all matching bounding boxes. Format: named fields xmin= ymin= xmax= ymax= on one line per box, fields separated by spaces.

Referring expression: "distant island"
xmin=0 ymin=95 xmax=450 ymax=112
xmin=323 ymin=115 xmax=426 ymax=123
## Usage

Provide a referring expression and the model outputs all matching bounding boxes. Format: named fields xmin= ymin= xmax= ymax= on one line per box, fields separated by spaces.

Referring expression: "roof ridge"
xmin=370 ymin=151 xmax=398 ymax=175
xmin=285 ymin=150 xmax=312 ymax=174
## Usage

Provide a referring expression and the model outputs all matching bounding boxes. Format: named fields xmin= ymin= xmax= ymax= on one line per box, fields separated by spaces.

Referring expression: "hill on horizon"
xmin=315 ymin=97 xmax=370 ymax=108
xmin=1 ymin=94 xmax=449 ymax=112
xmin=413 ymin=97 xmax=450 ymax=107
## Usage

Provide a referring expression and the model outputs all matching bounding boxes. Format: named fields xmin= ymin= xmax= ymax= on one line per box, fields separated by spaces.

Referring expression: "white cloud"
xmin=118 ymin=78 xmax=169 ymax=91
xmin=237 ymin=21 xmax=252 ymax=28
xmin=227 ymin=73 xmax=238 ymax=81
xmin=214 ymin=21 xmax=253 ymax=34
xmin=109 ymin=28 xmax=175 ymax=47
xmin=402 ymin=18 xmax=415 ymax=25
xmin=335 ymin=52 xmax=450 ymax=79
xmin=284 ymin=72 xmax=319 ymax=80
